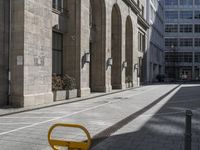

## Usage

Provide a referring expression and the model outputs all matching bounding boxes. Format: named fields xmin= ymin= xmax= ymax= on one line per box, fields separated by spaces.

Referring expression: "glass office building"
xmin=164 ymin=0 xmax=200 ymax=80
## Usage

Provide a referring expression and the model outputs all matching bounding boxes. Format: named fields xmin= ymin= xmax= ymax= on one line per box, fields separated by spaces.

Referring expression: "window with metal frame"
xmin=195 ymin=11 xmax=200 ymax=19
xmin=180 ymin=38 xmax=193 ymax=47
xmin=165 ymin=24 xmax=178 ymax=33
xmin=180 ymin=11 xmax=193 ymax=19
xmin=195 ymin=38 xmax=200 ymax=47
xmin=180 ymin=0 xmax=193 ymax=5
xmin=165 ymin=0 xmax=178 ymax=5
xmin=165 ymin=11 xmax=178 ymax=20
xmin=180 ymin=24 xmax=193 ymax=33
xmin=195 ymin=52 xmax=200 ymax=62
xmin=52 ymin=32 xmax=63 ymax=75
xmin=195 ymin=24 xmax=200 ymax=33
xmin=52 ymin=0 xmax=63 ymax=12
xmin=138 ymin=31 xmax=145 ymax=52
xmin=195 ymin=0 xmax=200 ymax=5
xmin=165 ymin=38 xmax=178 ymax=47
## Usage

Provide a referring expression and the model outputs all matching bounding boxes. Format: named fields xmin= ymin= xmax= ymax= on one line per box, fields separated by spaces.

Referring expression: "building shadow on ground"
xmin=91 ymin=85 xmax=200 ymax=150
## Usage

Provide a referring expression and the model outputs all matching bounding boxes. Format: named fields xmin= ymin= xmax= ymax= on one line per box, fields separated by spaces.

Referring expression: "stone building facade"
xmin=0 ymin=0 xmax=8 ymax=106
xmin=0 ymin=0 xmax=149 ymax=107
xmin=145 ymin=0 xmax=165 ymax=83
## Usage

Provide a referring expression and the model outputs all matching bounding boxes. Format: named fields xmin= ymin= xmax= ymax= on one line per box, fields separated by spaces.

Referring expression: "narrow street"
xmin=0 ymin=84 xmax=200 ymax=150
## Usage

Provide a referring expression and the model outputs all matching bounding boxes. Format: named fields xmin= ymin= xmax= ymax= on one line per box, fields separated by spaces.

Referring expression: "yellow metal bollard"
xmin=48 ymin=123 xmax=91 ymax=150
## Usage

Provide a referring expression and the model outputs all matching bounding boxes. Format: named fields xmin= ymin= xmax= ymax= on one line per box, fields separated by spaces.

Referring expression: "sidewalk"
xmin=91 ymin=84 xmax=200 ymax=150
xmin=0 ymin=87 xmax=136 ymax=117
xmin=0 ymin=84 xmax=183 ymax=150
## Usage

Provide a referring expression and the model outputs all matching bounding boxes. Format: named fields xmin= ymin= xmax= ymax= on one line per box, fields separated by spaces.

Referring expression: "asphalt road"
xmin=0 ymin=84 xmax=199 ymax=150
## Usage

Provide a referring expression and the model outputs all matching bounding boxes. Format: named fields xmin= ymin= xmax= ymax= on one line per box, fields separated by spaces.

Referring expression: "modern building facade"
xmin=0 ymin=0 xmax=149 ymax=107
xmin=146 ymin=0 xmax=165 ymax=83
xmin=164 ymin=0 xmax=200 ymax=81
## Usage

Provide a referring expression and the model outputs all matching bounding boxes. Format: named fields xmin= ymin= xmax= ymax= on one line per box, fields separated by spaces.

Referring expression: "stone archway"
xmin=111 ymin=4 xmax=122 ymax=89
xmin=125 ymin=16 xmax=133 ymax=85
xmin=89 ymin=0 xmax=106 ymax=92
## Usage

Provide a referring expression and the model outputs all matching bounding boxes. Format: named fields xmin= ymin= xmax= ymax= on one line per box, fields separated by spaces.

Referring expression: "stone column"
xmin=9 ymin=0 xmax=25 ymax=107
xmin=65 ymin=0 xmax=90 ymax=97
xmin=104 ymin=2 xmax=112 ymax=92
xmin=132 ymin=17 xmax=139 ymax=87
xmin=10 ymin=0 xmax=53 ymax=107
xmin=0 ymin=0 xmax=8 ymax=106
xmin=121 ymin=14 xmax=126 ymax=90
xmin=80 ymin=0 xmax=91 ymax=96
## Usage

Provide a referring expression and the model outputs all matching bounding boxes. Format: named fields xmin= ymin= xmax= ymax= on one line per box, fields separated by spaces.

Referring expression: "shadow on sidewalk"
xmin=91 ymin=86 xmax=200 ymax=150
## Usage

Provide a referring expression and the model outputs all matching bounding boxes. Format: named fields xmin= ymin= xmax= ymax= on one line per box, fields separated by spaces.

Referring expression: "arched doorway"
xmin=111 ymin=4 xmax=122 ymax=89
xmin=89 ymin=0 xmax=106 ymax=92
xmin=125 ymin=16 xmax=133 ymax=86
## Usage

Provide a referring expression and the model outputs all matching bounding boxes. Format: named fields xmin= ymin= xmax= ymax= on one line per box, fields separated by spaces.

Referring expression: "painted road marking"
xmin=125 ymin=86 xmax=176 ymax=99
xmin=0 ymin=123 xmax=32 ymax=125
xmin=0 ymin=117 xmax=58 ymax=119
xmin=24 ymin=112 xmax=70 ymax=114
xmin=20 ymin=86 xmax=161 ymax=115
xmin=0 ymin=85 xmax=176 ymax=136
xmin=0 ymin=100 xmax=120 ymax=136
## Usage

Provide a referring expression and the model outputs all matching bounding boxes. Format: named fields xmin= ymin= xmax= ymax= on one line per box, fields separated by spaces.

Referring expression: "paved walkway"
xmin=92 ymin=84 xmax=200 ymax=150
xmin=0 ymin=84 xmax=199 ymax=150
xmin=0 ymin=88 xmax=132 ymax=116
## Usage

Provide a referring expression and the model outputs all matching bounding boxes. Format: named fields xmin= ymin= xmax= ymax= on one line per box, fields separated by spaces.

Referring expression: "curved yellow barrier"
xmin=48 ymin=123 xmax=91 ymax=150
